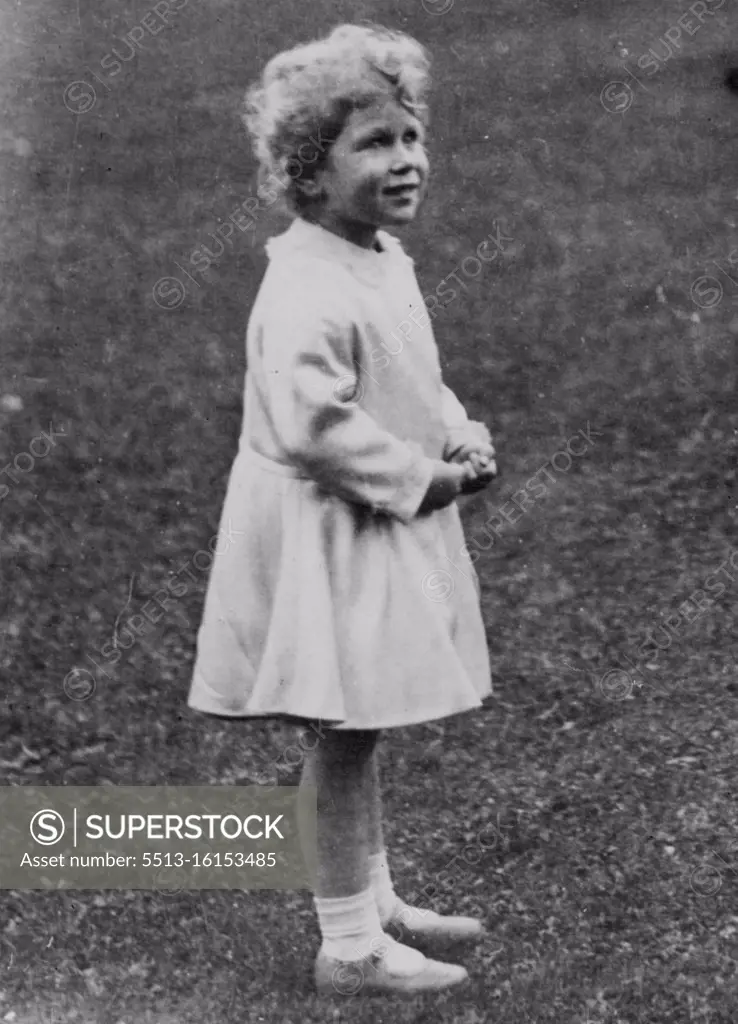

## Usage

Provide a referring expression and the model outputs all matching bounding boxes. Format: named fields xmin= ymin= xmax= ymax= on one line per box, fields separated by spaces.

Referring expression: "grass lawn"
xmin=2 ymin=0 xmax=738 ymax=1020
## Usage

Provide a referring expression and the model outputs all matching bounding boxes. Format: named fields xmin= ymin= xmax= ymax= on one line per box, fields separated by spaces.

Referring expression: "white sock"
xmin=369 ymin=851 xmax=443 ymax=930
xmin=313 ymin=885 xmax=387 ymax=962
xmin=368 ymin=850 xmax=401 ymax=925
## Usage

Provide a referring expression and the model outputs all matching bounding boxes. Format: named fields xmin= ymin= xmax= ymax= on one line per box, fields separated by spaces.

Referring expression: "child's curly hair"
xmin=243 ymin=23 xmax=431 ymax=215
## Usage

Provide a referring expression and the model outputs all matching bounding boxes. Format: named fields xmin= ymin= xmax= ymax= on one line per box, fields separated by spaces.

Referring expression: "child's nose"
xmin=389 ymin=143 xmax=418 ymax=173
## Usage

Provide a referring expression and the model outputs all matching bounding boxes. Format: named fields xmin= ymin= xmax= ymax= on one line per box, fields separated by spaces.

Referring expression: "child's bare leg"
xmin=299 ymin=727 xmax=378 ymax=896
xmin=364 ymin=743 xmax=404 ymax=925
xmin=300 ymin=727 xmax=399 ymax=967
xmin=366 ymin=743 xmax=384 ymax=856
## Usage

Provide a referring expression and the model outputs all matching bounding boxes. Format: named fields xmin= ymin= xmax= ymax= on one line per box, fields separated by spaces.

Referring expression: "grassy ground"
xmin=2 ymin=0 xmax=738 ymax=1020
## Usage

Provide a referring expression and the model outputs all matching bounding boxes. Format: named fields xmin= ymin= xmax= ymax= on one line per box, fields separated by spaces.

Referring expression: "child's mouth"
xmin=383 ymin=184 xmax=418 ymax=197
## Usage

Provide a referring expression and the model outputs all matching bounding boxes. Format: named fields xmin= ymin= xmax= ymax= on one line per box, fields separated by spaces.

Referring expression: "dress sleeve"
xmin=440 ymin=382 xmax=492 ymax=460
xmin=258 ymin=275 xmax=434 ymax=523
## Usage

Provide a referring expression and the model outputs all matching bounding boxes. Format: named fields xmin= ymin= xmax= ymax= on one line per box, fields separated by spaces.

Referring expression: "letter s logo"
xmin=600 ymin=81 xmax=634 ymax=114
xmin=30 ymin=809 xmax=65 ymax=845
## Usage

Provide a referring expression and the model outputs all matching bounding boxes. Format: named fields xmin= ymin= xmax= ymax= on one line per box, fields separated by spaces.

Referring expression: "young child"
xmin=187 ymin=23 xmax=497 ymax=997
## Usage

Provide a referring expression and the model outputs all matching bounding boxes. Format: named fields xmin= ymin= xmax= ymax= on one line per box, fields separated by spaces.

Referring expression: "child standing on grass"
xmin=187 ymin=23 xmax=497 ymax=997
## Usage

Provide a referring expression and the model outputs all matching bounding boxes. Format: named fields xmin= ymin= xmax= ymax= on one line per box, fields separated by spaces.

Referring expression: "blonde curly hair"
xmin=242 ymin=23 xmax=431 ymax=215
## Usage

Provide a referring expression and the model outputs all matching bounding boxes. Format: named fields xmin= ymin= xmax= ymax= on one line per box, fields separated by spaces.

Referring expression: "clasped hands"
xmin=418 ymin=438 xmax=498 ymax=515
xmin=450 ymin=440 xmax=498 ymax=495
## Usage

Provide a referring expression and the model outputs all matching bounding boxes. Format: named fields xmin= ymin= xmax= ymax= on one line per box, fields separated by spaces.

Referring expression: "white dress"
xmin=187 ymin=218 xmax=492 ymax=730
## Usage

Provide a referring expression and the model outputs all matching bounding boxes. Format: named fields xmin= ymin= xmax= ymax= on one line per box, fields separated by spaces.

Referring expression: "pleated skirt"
xmin=187 ymin=448 xmax=492 ymax=730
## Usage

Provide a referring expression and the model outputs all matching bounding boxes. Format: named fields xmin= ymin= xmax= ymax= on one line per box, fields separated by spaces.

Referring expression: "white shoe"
xmin=383 ymin=902 xmax=485 ymax=955
xmin=314 ymin=936 xmax=469 ymax=997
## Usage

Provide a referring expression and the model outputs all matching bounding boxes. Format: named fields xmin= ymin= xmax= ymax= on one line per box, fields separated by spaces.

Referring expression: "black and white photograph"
xmin=1 ymin=0 xmax=738 ymax=1020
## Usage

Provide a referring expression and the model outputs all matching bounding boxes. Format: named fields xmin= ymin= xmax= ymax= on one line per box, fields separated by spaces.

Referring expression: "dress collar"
xmin=265 ymin=217 xmax=413 ymax=287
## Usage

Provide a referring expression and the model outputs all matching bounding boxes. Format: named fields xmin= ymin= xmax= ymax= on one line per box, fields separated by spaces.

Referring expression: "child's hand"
xmin=448 ymin=440 xmax=496 ymax=469
xmin=418 ymin=460 xmax=473 ymax=514
xmin=449 ymin=443 xmax=498 ymax=494
xmin=460 ymin=464 xmax=496 ymax=494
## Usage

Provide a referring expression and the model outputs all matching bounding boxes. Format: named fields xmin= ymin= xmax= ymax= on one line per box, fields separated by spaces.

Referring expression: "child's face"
xmin=309 ymin=95 xmax=429 ymax=249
